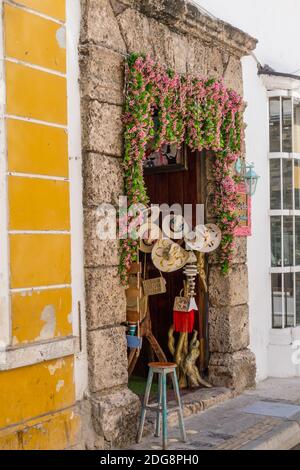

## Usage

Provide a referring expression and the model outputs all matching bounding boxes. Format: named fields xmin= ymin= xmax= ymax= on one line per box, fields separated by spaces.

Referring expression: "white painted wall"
xmin=242 ymin=55 xmax=271 ymax=381
xmin=194 ymin=0 xmax=300 ymax=380
xmin=67 ymin=0 xmax=88 ymax=400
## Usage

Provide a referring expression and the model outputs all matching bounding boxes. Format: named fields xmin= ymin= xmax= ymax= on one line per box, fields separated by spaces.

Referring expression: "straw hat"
xmin=151 ymin=239 xmax=189 ymax=273
xmin=184 ymin=224 xmax=221 ymax=253
xmin=139 ymin=222 xmax=162 ymax=253
xmin=184 ymin=224 xmax=207 ymax=251
xmin=200 ymin=224 xmax=222 ymax=253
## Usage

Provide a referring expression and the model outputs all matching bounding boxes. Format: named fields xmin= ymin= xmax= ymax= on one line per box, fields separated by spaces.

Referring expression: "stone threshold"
xmin=143 ymin=386 xmax=237 ymax=435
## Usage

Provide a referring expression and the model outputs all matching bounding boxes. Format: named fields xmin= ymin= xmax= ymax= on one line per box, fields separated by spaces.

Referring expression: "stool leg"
xmin=171 ymin=370 xmax=187 ymax=443
xmin=137 ymin=369 xmax=154 ymax=443
xmin=155 ymin=372 xmax=163 ymax=437
xmin=162 ymin=370 xmax=168 ymax=450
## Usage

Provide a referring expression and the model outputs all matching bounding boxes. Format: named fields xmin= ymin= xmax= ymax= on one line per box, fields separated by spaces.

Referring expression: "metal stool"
xmin=137 ymin=362 xmax=186 ymax=449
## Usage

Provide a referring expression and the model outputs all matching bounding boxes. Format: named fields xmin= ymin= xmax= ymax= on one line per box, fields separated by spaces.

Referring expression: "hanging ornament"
xmin=173 ymin=295 xmax=195 ymax=334
xmin=173 ymin=252 xmax=199 ymax=333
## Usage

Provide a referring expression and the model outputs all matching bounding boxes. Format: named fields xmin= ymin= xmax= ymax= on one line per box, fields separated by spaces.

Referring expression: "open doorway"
xmin=128 ymin=146 xmax=211 ymax=397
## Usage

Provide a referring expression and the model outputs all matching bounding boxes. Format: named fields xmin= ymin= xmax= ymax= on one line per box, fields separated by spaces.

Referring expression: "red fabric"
xmin=173 ymin=310 xmax=195 ymax=333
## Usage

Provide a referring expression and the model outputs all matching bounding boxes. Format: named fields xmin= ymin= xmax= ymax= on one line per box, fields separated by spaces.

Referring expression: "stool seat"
xmin=148 ymin=362 xmax=177 ymax=368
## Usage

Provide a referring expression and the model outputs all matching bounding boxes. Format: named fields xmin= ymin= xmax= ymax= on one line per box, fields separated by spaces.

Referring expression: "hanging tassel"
xmin=173 ymin=310 xmax=195 ymax=333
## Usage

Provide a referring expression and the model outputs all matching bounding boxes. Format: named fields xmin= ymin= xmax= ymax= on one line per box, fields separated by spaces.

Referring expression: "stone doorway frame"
xmin=79 ymin=0 xmax=257 ymax=449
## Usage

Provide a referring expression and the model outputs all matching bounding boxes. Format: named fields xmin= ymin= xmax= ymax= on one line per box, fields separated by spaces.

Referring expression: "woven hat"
xmin=139 ymin=222 xmax=162 ymax=253
xmin=200 ymin=224 xmax=222 ymax=253
xmin=184 ymin=225 xmax=207 ymax=251
xmin=151 ymin=239 xmax=189 ymax=273
xmin=184 ymin=224 xmax=221 ymax=253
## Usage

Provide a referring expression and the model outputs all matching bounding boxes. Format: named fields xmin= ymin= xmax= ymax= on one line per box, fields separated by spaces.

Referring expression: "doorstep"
xmin=142 ymin=386 xmax=236 ymax=436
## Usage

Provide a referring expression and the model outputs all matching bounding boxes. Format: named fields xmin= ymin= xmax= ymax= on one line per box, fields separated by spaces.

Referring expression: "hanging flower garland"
xmin=120 ymin=53 xmax=244 ymax=285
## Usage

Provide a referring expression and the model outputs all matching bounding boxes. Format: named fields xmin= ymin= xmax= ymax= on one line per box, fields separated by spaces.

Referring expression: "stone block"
xmin=138 ymin=0 xmax=186 ymax=22
xmin=91 ymin=387 xmax=141 ymax=448
xmin=170 ymin=31 xmax=187 ymax=74
xmin=80 ymin=45 xmax=125 ymax=105
xmin=206 ymin=46 xmax=226 ymax=79
xmin=83 ymin=153 xmax=124 ymax=207
xmin=209 ymin=264 xmax=249 ymax=307
xmin=223 ymin=56 xmax=244 ymax=96
xmin=81 ymin=0 xmax=126 ymax=52
xmin=117 ymin=8 xmax=154 ymax=55
xmin=85 ymin=267 xmax=126 ymax=330
xmin=148 ymin=18 xmax=173 ymax=68
xmin=82 ymin=101 xmax=123 ymax=157
xmin=186 ymin=40 xmax=208 ymax=76
xmin=88 ymin=326 xmax=128 ymax=392
xmin=209 ymin=304 xmax=250 ymax=353
xmin=209 ymin=350 xmax=256 ymax=391
xmin=84 ymin=208 xmax=119 ymax=267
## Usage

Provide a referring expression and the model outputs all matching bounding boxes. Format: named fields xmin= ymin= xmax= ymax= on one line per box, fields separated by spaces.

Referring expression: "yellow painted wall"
xmin=0 ymin=0 xmax=80 ymax=449
xmin=0 ymin=357 xmax=75 ymax=428
xmin=11 ymin=288 xmax=72 ymax=345
xmin=7 ymin=119 xmax=69 ymax=177
xmin=4 ymin=4 xmax=66 ymax=72
xmin=13 ymin=0 xmax=66 ymax=21
xmin=9 ymin=176 xmax=70 ymax=231
xmin=6 ymin=61 xmax=67 ymax=124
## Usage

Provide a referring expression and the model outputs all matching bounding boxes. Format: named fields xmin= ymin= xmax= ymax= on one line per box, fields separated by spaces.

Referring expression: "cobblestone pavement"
xmin=131 ymin=378 xmax=300 ymax=451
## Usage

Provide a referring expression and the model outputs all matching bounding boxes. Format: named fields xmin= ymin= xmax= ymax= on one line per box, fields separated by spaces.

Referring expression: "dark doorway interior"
xmin=131 ymin=147 xmax=209 ymax=384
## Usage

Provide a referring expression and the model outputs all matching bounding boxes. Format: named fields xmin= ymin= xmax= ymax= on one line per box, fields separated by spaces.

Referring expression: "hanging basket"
xmin=142 ymin=272 xmax=166 ymax=296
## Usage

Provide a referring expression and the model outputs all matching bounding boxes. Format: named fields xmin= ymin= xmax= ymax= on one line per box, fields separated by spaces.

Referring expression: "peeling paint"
xmin=47 ymin=358 xmax=65 ymax=376
xmin=67 ymin=313 xmax=72 ymax=324
xmin=38 ymin=305 xmax=56 ymax=341
xmin=56 ymin=27 xmax=66 ymax=49
xmin=56 ymin=380 xmax=64 ymax=392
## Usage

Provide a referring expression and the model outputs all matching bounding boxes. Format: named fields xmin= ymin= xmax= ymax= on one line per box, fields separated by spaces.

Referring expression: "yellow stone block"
xmin=9 ymin=176 xmax=70 ymax=231
xmin=11 ymin=288 xmax=72 ymax=345
xmin=0 ymin=408 xmax=81 ymax=450
xmin=22 ymin=409 xmax=81 ymax=450
xmin=0 ymin=357 xmax=75 ymax=429
xmin=12 ymin=0 xmax=66 ymax=22
xmin=4 ymin=5 xmax=66 ymax=73
xmin=7 ymin=118 xmax=69 ymax=177
xmin=10 ymin=234 xmax=71 ymax=289
xmin=0 ymin=431 xmax=21 ymax=450
xmin=6 ymin=61 xmax=67 ymax=124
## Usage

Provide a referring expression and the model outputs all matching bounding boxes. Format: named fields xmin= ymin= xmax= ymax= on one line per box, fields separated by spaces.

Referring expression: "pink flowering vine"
xmin=120 ymin=53 xmax=245 ymax=284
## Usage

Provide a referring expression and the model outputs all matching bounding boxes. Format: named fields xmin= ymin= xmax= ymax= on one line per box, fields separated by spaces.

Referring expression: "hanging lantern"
xmin=235 ymin=158 xmax=260 ymax=197
xmin=244 ymin=163 xmax=260 ymax=197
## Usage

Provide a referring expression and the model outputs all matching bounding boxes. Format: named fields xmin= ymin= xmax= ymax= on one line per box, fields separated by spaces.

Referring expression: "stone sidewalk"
xmin=131 ymin=378 xmax=300 ymax=450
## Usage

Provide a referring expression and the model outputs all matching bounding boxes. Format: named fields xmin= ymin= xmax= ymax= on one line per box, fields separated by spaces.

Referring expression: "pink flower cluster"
xmin=120 ymin=54 xmax=245 ymax=284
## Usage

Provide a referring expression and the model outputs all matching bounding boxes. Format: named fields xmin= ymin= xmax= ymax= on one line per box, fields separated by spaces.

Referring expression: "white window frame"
xmin=268 ymin=89 xmax=300 ymax=329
